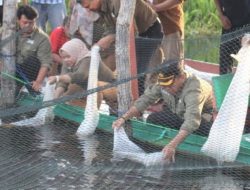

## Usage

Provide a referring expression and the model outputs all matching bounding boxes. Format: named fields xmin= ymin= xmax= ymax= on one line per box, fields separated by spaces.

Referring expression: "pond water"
xmin=185 ymin=35 xmax=220 ymax=63
xmin=0 ymin=119 xmax=250 ymax=190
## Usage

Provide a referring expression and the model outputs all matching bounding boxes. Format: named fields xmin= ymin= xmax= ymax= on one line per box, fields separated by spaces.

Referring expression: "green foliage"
xmin=184 ymin=0 xmax=221 ymax=63
xmin=184 ymin=0 xmax=221 ymax=36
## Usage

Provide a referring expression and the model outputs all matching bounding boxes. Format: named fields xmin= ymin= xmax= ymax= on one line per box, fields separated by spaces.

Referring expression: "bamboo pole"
xmin=0 ymin=0 xmax=17 ymax=107
xmin=116 ymin=0 xmax=136 ymax=115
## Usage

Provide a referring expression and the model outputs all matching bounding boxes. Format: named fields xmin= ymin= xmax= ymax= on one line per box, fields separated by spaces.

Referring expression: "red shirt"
xmin=50 ymin=26 xmax=69 ymax=54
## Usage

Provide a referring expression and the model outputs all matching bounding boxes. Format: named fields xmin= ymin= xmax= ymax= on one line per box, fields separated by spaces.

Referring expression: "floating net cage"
xmin=0 ymin=20 xmax=250 ymax=189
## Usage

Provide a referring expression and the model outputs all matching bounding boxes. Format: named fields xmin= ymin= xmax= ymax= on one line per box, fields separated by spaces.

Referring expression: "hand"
xmin=32 ymin=81 xmax=42 ymax=92
xmin=112 ymin=118 xmax=125 ymax=129
xmin=147 ymin=103 xmax=164 ymax=112
xmin=146 ymin=1 xmax=158 ymax=12
xmin=162 ymin=145 xmax=176 ymax=163
xmin=219 ymin=15 xmax=232 ymax=30
xmin=48 ymin=76 xmax=57 ymax=85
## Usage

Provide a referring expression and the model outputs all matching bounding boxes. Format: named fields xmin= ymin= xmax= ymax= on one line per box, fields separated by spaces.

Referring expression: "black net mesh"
xmin=0 ymin=4 xmax=250 ymax=190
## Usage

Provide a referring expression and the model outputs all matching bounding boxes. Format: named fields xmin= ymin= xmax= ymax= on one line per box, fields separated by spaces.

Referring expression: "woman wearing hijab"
xmin=48 ymin=38 xmax=116 ymax=108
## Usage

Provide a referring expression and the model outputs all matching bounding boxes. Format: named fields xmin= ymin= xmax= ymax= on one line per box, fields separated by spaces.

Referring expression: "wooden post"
xmin=129 ymin=22 xmax=139 ymax=101
xmin=0 ymin=0 xmax=17 ymax=107
xmin=116 ymin=0 xmax=136 ymax=115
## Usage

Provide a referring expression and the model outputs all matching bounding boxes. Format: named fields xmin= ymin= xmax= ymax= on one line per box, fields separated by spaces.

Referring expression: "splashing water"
xmin=11 ymin=82 xmax=56 ymax=126
xmin=113 ymin=127 xmax=167 ymax=167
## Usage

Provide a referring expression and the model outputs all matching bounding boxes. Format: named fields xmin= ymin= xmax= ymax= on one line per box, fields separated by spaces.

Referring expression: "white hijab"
xmin=59 ymin=38 xmax=91 ymax=64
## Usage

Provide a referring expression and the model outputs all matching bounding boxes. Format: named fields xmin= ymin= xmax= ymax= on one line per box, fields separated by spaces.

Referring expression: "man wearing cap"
xmin=112 ymin=60 xmax=214 ymax=162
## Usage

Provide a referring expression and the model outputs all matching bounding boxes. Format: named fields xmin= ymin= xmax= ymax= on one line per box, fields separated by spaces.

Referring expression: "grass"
xmin=184 ymin=0 xmax=221 ymax=36
xmin=184 ymin=0 xmax=221 ymax=63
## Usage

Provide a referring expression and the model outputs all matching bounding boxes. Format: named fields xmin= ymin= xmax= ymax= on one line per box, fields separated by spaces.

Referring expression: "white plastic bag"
xmin=113 ymin=127 xmax=167 ymax=167
xmin=202 ymin=36 xmax=250 ymax=162
xmin=12 ymin=82 xmax=56 ymax=126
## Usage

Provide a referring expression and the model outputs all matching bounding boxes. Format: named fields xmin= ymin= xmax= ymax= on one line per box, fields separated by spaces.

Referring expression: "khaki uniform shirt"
xmin=94 ymin=0 xmax=157 ymax=58
xmin=99 ymin=0 xmax=157 ymax=35
xmin=153 ymin=0 xmax=184 ymax=36
xmin=57 ymin=57 xmax=115 ymax=90
xmin=134 ymin=73 xmax=214 ymax=133
xmin=16 ymin=27 xmax=52 ymax=69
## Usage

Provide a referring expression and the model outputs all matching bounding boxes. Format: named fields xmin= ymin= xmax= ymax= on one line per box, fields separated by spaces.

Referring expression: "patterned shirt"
xmin=31 ymin=0 xmax=64 ymax=4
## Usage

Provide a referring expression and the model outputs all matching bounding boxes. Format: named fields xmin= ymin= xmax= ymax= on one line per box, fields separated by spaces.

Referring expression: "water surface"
xmin=0 ymin=120 xmax=249 ymax=190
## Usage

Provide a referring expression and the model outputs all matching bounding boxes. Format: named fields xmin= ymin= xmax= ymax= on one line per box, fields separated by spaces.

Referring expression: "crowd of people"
xmin=0 ymin=0 xmax=249 ymax=161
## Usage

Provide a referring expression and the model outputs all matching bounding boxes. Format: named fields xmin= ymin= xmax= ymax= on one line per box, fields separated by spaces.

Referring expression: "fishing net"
xmin=0 ymin=3 xmax=250 ymax=190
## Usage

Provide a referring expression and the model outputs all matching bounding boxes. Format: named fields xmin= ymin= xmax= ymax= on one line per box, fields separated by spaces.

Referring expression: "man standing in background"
xmin=214 ymin=0 xmax=250 ymax=74
xmin=23 ymin=0 xmax=67 ymax=33
xmin=149 ymin=0 xmax=184 ymax=62
xmin=144 ymin=0 xmax=184 ymax=88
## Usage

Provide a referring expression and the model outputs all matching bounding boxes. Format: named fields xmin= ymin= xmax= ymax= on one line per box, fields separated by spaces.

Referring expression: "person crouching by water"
xmin=112 ymin=59 xmax=214 ymax=162
xmin=48 ymin=38 xmax=117 ymax=112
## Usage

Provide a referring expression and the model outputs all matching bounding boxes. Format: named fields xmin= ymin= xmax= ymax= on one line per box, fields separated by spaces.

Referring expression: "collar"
xmin=19 ymin=26 xmax=38 ymax=39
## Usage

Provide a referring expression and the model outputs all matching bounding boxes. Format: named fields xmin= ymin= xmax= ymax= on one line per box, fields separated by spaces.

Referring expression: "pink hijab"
xmin=59 ymin=38 xmax=91 ymax=64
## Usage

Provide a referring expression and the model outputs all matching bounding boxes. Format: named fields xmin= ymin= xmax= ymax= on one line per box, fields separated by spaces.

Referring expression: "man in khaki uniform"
xmin=150 ymin=0 xmax=184 ymax=61
xmin=112 ymin=59 xmax=214 ymax=162
xmin=16 ymin=5 xmax=52 ymax=96
xmin=78 ymin=0 xmax=159 ymax=48
xmin=77 ymin=0 xmax=162 ymax=94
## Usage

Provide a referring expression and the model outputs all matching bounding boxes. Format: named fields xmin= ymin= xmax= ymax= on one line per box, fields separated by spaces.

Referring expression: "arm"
xmin=151 ymin=0 xmax=181 ymax=12
xmin=112 ymin=106 xmax=141 ymax=129
xmin=162 ymin=129 xmax=189 ymax=162
xmin=49 ymin=53 xmax=63 ymax=76
xmin=54 ymin=86 xmax=66 ymax=99
xmin=98 ymin=61 xmax=115 ymax=82
xmin=214 ymin=0 xmax=232 ymax=30
xmin=112 ymin=85 xmax=162 ymax=129
xmin=48 ymin=74 xmax=72 ymax=98
xmin=162 ymin=90 xmax=207 ymax=162
xmin=48 ymin=74 xmax=72 ymax=85
xmin=32 ymin=66 xmax=48 ymax=91
xmin=52 ymin=53 xmax=62 ymax=64
xmin=33 ymin=36 xmax=53 ymax=90
xmin=96 ymin=34 xmax=115 ymax=50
